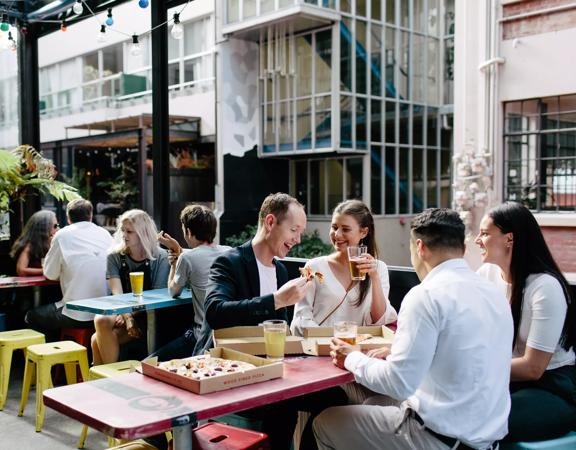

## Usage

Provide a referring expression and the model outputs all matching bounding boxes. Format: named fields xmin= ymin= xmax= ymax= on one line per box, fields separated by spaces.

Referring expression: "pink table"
xmin=44 ymin=356 xmax=354 ymax=449
xmin=0 ymin=275 xmax=59 ymax=307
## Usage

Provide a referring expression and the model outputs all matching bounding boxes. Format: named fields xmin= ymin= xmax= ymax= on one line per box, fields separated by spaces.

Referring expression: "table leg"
xmin=147 ymin=310 xmax=156 ymax=354
xmin=172 ymin=414 xmax=197 ymax=450
xmin=33 ymin=286 xmax=41 ymax=308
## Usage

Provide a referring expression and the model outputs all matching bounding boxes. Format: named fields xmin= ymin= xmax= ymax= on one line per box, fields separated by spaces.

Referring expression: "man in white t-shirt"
xmin=315 ymin=208 xmax=514 ymax=450
xmin=26 ymin=199 xmax=112 ymax=335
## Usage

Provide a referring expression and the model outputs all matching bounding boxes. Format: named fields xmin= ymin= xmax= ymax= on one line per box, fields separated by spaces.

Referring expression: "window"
xmin=504 ymin=95 xmax=576 ymax=211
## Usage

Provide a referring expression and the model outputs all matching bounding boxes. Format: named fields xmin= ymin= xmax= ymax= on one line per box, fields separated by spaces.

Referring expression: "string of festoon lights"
xmin=0 ymin=0 xmax=190 ymax=54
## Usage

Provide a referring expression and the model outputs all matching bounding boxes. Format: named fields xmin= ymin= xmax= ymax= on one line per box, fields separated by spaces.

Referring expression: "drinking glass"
xmin=333 ymin=321 xmax=358 ymax=345
xmin=347 ymin=246 xmax=368 ymax=280
xmin=262 ymin=319 xmax=287 ymax=361
xmin=129 ymin=271 xmax=144 ymax=298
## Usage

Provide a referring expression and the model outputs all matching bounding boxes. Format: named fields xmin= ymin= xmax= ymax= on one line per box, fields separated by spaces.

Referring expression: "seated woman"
xmin=476 ymin=202 xmax=576 ymax=442
xmin=291 ymin=200 xmax=397 ymax=337
xmin=10 ymin=210 xmax=59 ymax=276
xmin=91 ymin=209 xmax=169 ymax=365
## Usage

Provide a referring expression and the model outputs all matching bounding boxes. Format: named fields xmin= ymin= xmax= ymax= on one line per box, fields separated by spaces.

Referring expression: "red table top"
xmin=0 ymin=275 xmax=58 ymax=288
xmin=44 ymin=356 xmax=354 ymax=440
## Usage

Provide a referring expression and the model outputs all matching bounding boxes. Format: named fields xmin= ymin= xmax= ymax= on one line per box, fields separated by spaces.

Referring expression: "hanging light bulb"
xmin=106 ymin=8 xmax=114 ymax=26
xmin=0 ymin=16 xmax=9 ymax=32
xmin=97 ymin=24 xmax=106 ymax=43
xmin=138 ymin=0 xmax=149 ymax=9
xmin=7 ymin=31 xmax=16 ymax=52
xmin=130 ymin=34 xmax=141 ymax=57
xmin=171 ymin=13 xmax=183 ymax=40
xmin=60 ymin=20 xmax=67 ymax=32
xmin=72 ymin=0 xmax=84 ymax=15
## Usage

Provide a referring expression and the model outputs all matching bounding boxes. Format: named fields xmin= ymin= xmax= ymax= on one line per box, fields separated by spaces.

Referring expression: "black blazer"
xmin=194 ymin=240 xmax=289 ymax=354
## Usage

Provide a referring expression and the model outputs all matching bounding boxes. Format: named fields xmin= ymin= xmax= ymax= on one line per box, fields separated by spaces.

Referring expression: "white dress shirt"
xmin=345 ymin=258 xmax=513 ymax=448
xmin=43 ymin=221 xmax=113 ymax=321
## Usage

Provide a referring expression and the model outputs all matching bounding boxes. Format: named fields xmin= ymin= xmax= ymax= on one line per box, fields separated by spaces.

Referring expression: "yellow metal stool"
xmin=18 ymin=340 xmax=89 ymax=432
xmin=78 ymin=360 xmax=140 ymax=449
xmin=0 ymin=329 xmax=45 ymax=410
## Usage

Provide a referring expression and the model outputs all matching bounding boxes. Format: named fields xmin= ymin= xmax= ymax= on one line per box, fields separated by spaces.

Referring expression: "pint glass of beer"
xmin=347 ymin=245 xmax=368 ymax=280
xmin=262 ymin=319 xmax=287 ymax=361
xmin=129 ymin=272 xmax=144 ymax=297
xmin=334 ymin=321 xmax=358 ymax=345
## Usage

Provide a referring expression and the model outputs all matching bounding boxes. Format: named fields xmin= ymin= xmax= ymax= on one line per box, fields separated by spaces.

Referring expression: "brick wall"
xmin=503 ymin=0 xmax=576 ymax=39
xmin=541 ymin=226 xmax=576 ymax=272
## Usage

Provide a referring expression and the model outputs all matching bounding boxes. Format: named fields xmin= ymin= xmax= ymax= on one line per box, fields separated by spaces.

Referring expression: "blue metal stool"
xmin=501 ymin=431 xmax=576 ymax=450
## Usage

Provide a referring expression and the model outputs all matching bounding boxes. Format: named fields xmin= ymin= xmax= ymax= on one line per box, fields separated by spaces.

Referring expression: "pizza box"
xmin=302 ymin=325 xmax=395 ymax=356
xmin=212 ymin=326 xmax=304 ymax=356
xmin=140 ymin=347 xmax=283 ymax=395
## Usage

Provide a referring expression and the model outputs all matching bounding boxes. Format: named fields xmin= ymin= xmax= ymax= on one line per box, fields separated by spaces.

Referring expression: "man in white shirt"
xmin=26 ymin=199 xmax=113 ymax=335
xmin=315 ymin=208 xmax=514 ymax=450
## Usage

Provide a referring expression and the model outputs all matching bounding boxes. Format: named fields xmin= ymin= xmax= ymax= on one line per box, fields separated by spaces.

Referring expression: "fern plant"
xmin=0 ymin=145 xmax=80 ymax=213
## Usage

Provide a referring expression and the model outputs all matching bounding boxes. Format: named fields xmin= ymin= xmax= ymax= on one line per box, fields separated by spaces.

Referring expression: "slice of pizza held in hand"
xmin=299 ymin=267 xmax=325 ymax=284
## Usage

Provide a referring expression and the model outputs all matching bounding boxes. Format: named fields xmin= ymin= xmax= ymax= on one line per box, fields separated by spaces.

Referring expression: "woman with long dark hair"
xmin=10 ymin=210 xmax=58 ymax=276
xmin=476 ymin=202 xmax=576 ymax=442
xmin=291 ymin=199 xmax=397 ymax=336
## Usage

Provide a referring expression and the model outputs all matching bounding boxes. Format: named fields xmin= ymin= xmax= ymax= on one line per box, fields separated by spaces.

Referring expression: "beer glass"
xmin=347 ymin=245 xmax=368 ymax=280
xmin=129 ymin=271 xmax=144 ymax=298
xmin=262 ymin=319 xmax=287 ymax=361
xmin=334 ymin=321 xmax=358 ymax=345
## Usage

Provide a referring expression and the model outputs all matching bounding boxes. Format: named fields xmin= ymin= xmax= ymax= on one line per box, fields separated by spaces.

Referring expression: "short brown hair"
xmin=258 ymin=193 xmax=304 ymax=227
xmin=67 ymin=199 xmax=93 ymax=223
xmin=410 ymin=208 xmax=465 ymax=252
xmin=180 ymin=205 xmax=217 ymax=243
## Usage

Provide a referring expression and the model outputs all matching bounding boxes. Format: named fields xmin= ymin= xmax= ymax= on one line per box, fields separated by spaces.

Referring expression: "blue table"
xmin=66 ymin=288 xmax=193 ymax=353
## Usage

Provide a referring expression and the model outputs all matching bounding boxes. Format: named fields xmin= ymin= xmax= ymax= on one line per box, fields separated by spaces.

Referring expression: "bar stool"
xmin=60 ymin=327 xmax=94 ymax=348
xmin=78 ymin=360 xmax=140 ymax=449
xmin=0 ymin=329 xmax=45 ymax=410
xmin=192 ymin=422 xmax=269 ymax=450
xmin=18 ymin=340 xmax=89 ymax=432
xmin=501 ymin=432 xmax=576 ymax=449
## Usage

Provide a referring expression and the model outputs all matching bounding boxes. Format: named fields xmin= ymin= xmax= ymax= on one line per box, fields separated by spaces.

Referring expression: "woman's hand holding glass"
xmin=354 ymin=253 xmax=379 ymax=279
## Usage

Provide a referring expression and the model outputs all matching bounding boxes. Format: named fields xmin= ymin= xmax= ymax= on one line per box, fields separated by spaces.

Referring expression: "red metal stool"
xmin=192 ymin=422 xmax=270 ymax=450
xmin=60 ymin=327 xmax=93 ymax=347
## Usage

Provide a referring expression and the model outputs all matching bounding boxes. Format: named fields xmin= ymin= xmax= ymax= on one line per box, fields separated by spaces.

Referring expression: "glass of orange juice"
xmin=262 ymin=320 xmax=287 ymax=361
xmin=129 ymin=272 xmax=144 ymax=298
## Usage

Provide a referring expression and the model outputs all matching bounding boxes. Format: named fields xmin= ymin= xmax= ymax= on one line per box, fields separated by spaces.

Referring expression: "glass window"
xmin=296 ymin=36 xmax=312 ymax=97
xmin=371 ymin=99 xmax=381 ymax=142
xmin=399 ymin=31 xmax=410 ymax=99
xmin=83 ymin=52 xmax=99 ymax=82
xmin=356 ymin=20 xmax=367 ymax=95
xmin=399 ymin=148 xmax=409 ymax=213
xmin=292 ymin=160 xmax=308 ymax=206
xmin=341 ymin=0 xmax=351 ymax=13
xmin=413 ymin=105 xmax=424 ymax=146
xmin=371 ymin=0 xmax=381 ymax=21
xmin=244 ymin=0 xmax=256 ymax=18
xmin=385 ymin=0 xmax=395 ymax=24
xmin=428 ymin=0 xmax=439 ymax=35
xmin=227 ymin=0 xmax=239 ymax=23
xmin=427 ymin=107 xmax=438 ymax=146
xmin=385 ymin=146 xmax=397 ymax=214
xmin=316 ymin=30 xmax=332 ymax=94
xmin=261 ymin=0 xmax=274 ymax=14
xmin=400 ymin=0 xmax=410 ymax=28
xmin=356 ymin=0 xmax=367 ymax=17
xmin=371 ymin=146 xmax=382 ymax=214
xmin=327 ymin=159 xmax=344 ymax=210
xmin=341 ymin=94 xmax=353 ymax=148
xmin=183 ymin=58 xmax=200 ymax=83
xmin=341 ymin=19 xmax=353 ymax=92
xmin=184 ymin=20 xmax=204 ymax=55
xmin=346 ymin=158 xmax=363 ymax=200
xmin=102 ymin=45 xmax=122 ymax=76
xmin=371 ymin=24 xmax=382 ymax=97
xmin=399 ymin=102 xmax=409 ymax=144
xmin=168 ymin=62 xmax=180 ymax=86
xmin=385 ymin=27 xmax=395 ymax=98
xmin=310 ymin=160 xmax=326 ymax=214
xmin=414 ymin=0 xmax=426 ymax=33
xmin=315 ymin=95 xmax=331 ymax=148
xmin=357 ymin=97 xmax=367 ymax=149
xmin=296 ymin=99 xmax=312 ymax=149
xmin=427 ymin=38 xmax=439 ymax=104
xmin=279 ymin=101 xmax=293 ymax=151
xmin=385 ymin=101 xmax=396 ymax=142
xmin=412 ymin=148 xmax=424 ymax=212
xmin=412 ymin=34 xmax=425 ymax=103
xmin=427 ymin=148 xmax=438 ymax=207
xmin=264 ymin=103 xmax=276 ymax=153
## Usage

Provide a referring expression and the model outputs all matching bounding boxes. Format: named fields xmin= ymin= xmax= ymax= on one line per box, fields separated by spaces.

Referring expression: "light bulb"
xmin=130 ymin=34 xmax=141 ymax=56
xmin=138 ymin=0 xmax=149 ymax=9
xmin=106 ymin=9 xmax=113 ymax=26
xmin=97 ymin=25 xmax=106 ymax=43
xmin=0 ymin=22 xmax=8 ymax=32
xmin=72 ymin=1 xmax=84 ymax=15
xmin=171 ymin=23 xmax=183 ymax=40
xmin=61 ymin=21 xmax=67 ymax=32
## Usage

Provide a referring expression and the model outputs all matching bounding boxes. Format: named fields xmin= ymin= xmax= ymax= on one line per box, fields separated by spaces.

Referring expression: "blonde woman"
xmin=91 ymin=209 xmax=169 ymax=365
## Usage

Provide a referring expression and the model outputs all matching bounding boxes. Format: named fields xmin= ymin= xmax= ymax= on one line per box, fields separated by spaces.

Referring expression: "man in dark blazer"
xmin=195 ymin=193 xmax=345 ymax=450
xmin=195 ymin=192 xmax=310 ymax=353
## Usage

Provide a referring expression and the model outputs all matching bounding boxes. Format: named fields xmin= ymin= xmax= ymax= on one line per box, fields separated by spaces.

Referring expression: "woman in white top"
xmin=475 ymin=202 xmax=576 ymax=442
xmin=291 ymin=200 xmax=397 ymax=337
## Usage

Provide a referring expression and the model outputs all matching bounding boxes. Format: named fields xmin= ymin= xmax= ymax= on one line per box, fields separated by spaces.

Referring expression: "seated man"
xmin=315 ymin=208 xmax=513 ymax=450
xmin=153 ymin=204 xmax=230 ymax=360
xmin=26 ymin=199 xmax=113 ymax=337
xmin=195 ymin=192 xmax=346 ymax=450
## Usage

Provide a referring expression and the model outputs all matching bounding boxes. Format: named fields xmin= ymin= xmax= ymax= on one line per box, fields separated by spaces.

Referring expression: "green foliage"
xmin=0 ymin=145 xmax=80 ymax=213
xmin=96 ymin=162 xmax=139 ymax=210
xmin=224 ymin=225 xmax=333 ymax=259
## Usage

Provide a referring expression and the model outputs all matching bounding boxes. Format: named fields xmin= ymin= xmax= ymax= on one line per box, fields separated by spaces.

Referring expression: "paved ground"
xmin=0 ymin=352 xmax=109 ymax=449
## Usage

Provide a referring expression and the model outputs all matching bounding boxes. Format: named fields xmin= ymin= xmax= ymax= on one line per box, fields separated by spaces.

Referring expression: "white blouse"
xmin=290 ymin=256 xmax=398 ymax=337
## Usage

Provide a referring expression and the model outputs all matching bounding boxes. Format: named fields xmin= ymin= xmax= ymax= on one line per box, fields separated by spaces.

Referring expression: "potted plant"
xmin=0 ymin=145 xmax=80 ymax=240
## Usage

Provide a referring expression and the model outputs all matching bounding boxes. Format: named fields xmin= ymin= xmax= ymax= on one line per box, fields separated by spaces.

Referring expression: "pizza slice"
xmin=299 ymin=266 xmax=325 ymax=284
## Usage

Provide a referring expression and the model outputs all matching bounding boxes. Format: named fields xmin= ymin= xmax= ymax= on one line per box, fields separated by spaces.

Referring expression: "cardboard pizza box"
xmin=302 ymin=325 xmax=395 ymax=356
xmin=140 ymin=347 xmax=283 ymax=395
xmin=212 ymin=326 xmax=304 ymax=356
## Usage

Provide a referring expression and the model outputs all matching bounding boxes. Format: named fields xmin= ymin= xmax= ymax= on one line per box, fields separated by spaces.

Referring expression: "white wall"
xmin=499 ymin=27 xmax=576 ymax=101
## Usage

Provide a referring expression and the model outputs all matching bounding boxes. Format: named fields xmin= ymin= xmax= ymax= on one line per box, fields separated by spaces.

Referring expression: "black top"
xmin=194 ymin=240 xmax=289 ymax=354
